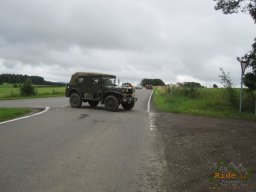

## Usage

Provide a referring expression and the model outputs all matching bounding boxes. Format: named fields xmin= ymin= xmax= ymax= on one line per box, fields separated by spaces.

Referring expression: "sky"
xmin=0 ymin=0 xmax=255 ymax=86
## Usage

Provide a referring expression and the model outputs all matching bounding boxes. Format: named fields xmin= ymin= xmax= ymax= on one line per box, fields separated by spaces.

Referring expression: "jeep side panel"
xmin=89 ymin=76 xmax=102 ymax=100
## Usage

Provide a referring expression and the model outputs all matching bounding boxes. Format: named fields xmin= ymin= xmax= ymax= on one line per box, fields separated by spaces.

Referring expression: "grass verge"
xmin=0 ymin=108 xmax=33 ymax=122
xmin=153 ymin=87 xmax=256 ymax=121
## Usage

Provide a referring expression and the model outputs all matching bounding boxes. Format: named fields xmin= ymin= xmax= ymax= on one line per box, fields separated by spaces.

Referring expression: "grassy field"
xmin=0 ymin=84 xmax=65 ymax=99
xmin=0 ymin=108 xmax=33 ymax=122
xmin=154 ymin=86 xmax=256 ymax=120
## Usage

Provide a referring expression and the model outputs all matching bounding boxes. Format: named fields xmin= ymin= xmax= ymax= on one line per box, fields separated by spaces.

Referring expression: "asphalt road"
xmin=0 ymin=89 xmax=168 ymax=192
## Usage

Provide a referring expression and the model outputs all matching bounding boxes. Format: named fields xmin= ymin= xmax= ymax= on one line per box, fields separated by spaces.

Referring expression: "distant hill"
xmin=0 ymin=74 xmax=66 ymax=86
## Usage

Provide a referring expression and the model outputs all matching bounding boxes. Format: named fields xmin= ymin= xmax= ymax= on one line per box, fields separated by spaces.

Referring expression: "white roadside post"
xmin=239 ymin=60 xmax=249 ymax=113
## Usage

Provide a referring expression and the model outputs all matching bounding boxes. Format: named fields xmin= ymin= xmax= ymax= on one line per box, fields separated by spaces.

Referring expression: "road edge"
xmin=0 ymin=106 xmax=50 ymax=125
xmin=147 ymin=90 xmax=153 ymax=113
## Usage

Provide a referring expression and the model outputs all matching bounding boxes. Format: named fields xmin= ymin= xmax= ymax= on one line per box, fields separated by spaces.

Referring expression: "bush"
xmin=243 ymin=90 xmax=256 ymax=113
xmin=181 ymin=87 xmax=201 ymax=98
xmin=167 ymin=85 xmax=201 ymax=99
xmin=213 ymin=84 xmax=218 ymax=88
xmin=20 ymin=79 xmax=35 ymax=96
xmin=219 ymin=68 xmax=238 ymax=106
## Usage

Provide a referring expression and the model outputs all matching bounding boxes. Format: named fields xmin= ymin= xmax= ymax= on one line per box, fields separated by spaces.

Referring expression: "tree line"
xmin=0 ymin=74 xmax=65 ymax=86
xmin=140 ymin=78 xmax=165 ymax=86
xmin=177 ymin=82 xmax=203 ymax=88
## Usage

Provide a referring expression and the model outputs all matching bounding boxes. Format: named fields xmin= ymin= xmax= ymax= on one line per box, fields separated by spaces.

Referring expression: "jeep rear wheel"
xmin=121 ymin=101 xmax=135 ymax=110
xmin=70 ymin=93 xmax=82 ymax=108
xmin=88 ymin=100 xmax=99 ymax=107
xmin=104 ymin=95 xmax=119 ymax=111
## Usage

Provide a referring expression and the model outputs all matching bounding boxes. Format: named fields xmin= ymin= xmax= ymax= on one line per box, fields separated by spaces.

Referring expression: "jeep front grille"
xmin=125 ymin=88 xmax=133 ymax=94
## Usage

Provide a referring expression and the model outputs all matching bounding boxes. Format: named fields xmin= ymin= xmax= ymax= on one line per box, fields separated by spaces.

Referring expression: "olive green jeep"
xmin=65 ymin=72 xmax=137 ymax=111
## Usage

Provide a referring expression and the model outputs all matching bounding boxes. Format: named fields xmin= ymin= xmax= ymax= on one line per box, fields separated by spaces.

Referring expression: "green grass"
xmin=0 ymin=84 xmax=66 ymax=100
xmin=0 ymin=108 xmax=33 ymax=122
xmin=0 ymin=85 xmax=20 ymax=97
xmin=154 ymin=87 xmax=256 ymax=120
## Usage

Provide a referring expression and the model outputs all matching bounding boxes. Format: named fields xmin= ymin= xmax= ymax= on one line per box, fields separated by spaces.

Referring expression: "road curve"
xmin=0 ymin=89 xmax=167 ymax=192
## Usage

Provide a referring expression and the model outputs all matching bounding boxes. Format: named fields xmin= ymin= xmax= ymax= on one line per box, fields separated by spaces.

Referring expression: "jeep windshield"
xmin=103 ymin=77 xmax=116 ymax=86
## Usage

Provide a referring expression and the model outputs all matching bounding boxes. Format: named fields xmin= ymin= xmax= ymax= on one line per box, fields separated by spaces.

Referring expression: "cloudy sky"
xmin=0 ymin=0 xmax=255 ymax=86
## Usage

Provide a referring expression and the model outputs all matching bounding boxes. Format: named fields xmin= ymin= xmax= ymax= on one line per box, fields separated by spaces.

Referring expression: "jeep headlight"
xmin=122 ymin=88 xmax=127 ymax=93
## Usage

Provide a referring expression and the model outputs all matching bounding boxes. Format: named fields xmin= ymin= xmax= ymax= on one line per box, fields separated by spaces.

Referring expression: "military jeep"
xmin=65 ymin=72 xmax=137 ymax=111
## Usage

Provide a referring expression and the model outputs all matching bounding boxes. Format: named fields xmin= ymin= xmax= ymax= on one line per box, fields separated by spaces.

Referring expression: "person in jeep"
xmin=65 ymin=72 xmax=137 ymax=111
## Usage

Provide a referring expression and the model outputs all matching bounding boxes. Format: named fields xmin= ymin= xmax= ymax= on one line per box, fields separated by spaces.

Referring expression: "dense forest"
xmin=0 ymin=74 xmax=65 ymax=86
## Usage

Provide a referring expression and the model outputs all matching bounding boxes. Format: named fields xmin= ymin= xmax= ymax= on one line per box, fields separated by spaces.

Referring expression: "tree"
xmin=20 ymin=79 xmax=35 ymax=96
xmin=214 ymin=0 xmax=256 ymax=22
xmin=244 ymin=72 xmax=256 ymax=90
xmin=0 ymin=74 xmax=66 ymax=86
xmin=240 ymin=39 xmax=256 ymax=90
xmin=214 ymin=0 xmax=256 ymax=90
xmin=180 ymin=82 xmax=203 ymax=88
xmin=219 ymin=68 xmax=237 ymax=106
xmin=140 ymin=78 xmax=165 ymax=86
xmin=213 ymin=84 xmax=218 ymax=88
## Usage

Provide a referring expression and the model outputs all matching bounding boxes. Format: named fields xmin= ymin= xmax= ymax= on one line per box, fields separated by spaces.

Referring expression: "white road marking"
xmin=147 ymin=90 xmax=153 ymax=113
xmin=147 ymin=90 xmax=158 ymax=131
xmin=149 ymin=112 xmax=158 ymax=131
xmin=0 ymin=106 xmax=50 ymax=125
xmin=58 ymin=105 xmax=69 ymax=108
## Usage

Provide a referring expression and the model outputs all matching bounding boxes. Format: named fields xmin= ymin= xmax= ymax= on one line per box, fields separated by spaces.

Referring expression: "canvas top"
xmin=69 ymin=72 xmax=116 ymax=84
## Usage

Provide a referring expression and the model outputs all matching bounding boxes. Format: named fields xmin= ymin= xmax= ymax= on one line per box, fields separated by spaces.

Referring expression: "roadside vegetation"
xmin=0 ymin=108 xmax=32 ymax=122
xmin=140 ymin=78 xmax=165 ymax=86
xmin=0 ymin=74 xmax=66 ymax=99
xmin=0 ymin=84 xmax=65 ymax=100
xmin=154 ymin=86 xmax=256 ymax=120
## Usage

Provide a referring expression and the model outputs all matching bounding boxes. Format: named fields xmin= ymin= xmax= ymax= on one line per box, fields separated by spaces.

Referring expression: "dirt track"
xmin=155 ymin=112 xmax=256 ymax=192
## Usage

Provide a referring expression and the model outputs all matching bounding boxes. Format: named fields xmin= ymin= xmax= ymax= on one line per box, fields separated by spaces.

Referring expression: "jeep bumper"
xmin=121 ymin=97 xmax=137 ymax=103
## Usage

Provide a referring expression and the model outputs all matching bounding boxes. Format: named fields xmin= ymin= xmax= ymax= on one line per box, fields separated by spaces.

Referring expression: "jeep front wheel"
xmin=104 ymin=95 xmax=119 ymax=111
xmin=70 ymin=93 xmax=82 ymax=108
xmin=88 ymin=100 xmax=99 ymax=107
xmin=121 ymin=101 xmax=135 ymax=110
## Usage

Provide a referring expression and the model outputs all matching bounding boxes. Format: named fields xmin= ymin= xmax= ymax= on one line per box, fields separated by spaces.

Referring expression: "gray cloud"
xmin=0 ymin=0 xmax=255 ymax=86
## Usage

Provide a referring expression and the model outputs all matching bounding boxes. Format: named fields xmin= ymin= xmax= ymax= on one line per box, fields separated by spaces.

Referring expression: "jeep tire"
xmin=70 ymin=93 xmax=82 ymax=108
xmin=121 ymin=101 xmax=135 ymax=110
xmin=88 ymin=100 xmax=99 ymax=107
xmin=104 ymin=95 xmax=119 ymax=111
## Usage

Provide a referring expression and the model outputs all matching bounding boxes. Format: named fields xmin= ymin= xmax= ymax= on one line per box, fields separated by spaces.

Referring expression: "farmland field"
xmin=0 ymin=84 xmax=66 ymax=99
